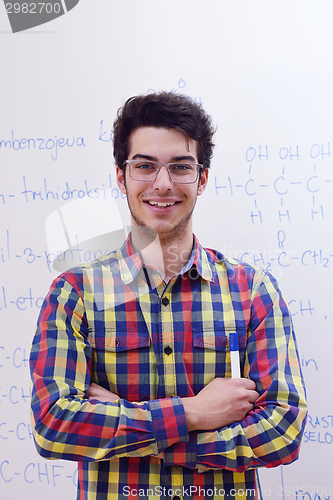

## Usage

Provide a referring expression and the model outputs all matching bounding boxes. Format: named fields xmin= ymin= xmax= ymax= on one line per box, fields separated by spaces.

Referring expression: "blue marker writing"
xmin=229 ymin=332 xmax=241 ymax=378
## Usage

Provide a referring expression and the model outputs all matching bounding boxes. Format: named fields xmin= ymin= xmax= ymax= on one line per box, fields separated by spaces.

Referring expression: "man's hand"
xmin=88 ymin=382 xmax=119 ymax=403
xmin=181 ymin=377 xmax=259 ymax=432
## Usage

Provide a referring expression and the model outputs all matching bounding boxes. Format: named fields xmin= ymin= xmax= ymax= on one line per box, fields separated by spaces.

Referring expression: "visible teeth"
xmin=148 ymin=201 xmax=176 ymax=207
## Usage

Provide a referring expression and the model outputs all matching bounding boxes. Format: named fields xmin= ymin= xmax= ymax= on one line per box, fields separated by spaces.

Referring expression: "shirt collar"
xmin=118 ymin=233 xmax=215 ymax=285
xmin=191 ymin=235 xmax=215 ymax=282
xmin=117 ymin=235 xmax=144 ymax=285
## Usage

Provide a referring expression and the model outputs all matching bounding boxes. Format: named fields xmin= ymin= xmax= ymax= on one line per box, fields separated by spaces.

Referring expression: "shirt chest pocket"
xmin=88 ymin=326 xmax=153 ymax=401
xmin=192 ymin=328 xmax=246 ymax=393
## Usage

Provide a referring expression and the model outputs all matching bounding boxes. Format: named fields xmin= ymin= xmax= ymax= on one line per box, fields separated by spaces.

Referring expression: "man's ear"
xmin=197 ymin=168 xmax=209 ymax=196
xmin=116 ymin=166 xmax=127 ymax=195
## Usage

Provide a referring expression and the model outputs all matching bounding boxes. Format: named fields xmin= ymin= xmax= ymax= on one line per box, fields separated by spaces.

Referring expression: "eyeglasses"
xmin=124 ymin=159 xmax=203 ymax=184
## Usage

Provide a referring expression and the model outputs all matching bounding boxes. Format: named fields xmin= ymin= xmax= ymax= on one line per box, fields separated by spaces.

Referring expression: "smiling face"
xmin=116 ymin=127 xmax=208 ymax=245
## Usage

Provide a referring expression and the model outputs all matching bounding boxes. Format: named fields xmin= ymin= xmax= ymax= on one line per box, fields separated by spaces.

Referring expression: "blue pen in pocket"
xmin=229 ymin=332 xmax=241 ymax=378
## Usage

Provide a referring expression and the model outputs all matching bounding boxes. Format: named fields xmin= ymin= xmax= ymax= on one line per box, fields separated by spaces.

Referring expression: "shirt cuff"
xmin=162 ymin=431 xmax=198 ymax=469
xmin=148 ymin=397 xmax=189 ymax=453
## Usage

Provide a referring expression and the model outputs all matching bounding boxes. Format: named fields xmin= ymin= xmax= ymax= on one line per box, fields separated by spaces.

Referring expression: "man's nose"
xmin=153 ymin=165 xmax=173 ymax=188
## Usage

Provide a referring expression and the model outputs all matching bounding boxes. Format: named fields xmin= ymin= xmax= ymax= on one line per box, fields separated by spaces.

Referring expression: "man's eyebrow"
xmin=131 ymin=154 xmax=197 ymax=162
xmin=131 ymin=154 xmax=157 ymax=161
xmin=171 ymin=155 xmax=197 ymax=163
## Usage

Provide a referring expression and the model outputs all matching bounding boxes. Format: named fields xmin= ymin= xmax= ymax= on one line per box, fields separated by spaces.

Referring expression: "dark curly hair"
xmin=113 ymin=92 xmax=215 ymax=171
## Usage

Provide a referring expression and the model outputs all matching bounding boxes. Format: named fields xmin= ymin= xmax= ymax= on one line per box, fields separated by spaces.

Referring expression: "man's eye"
xmin=171 ymin=164 xmax=192 ymax=171
xmin=135 ymin=163 xmax=156 ymax=170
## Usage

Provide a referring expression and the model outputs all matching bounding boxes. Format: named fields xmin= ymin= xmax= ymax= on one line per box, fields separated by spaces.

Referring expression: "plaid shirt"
xmin=30 ymin=235 xmax=307 ymax=500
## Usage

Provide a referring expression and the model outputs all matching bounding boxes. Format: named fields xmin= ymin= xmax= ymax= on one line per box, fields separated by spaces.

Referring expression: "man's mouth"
xmin=145 ymin=201 xmax=179 ymax=207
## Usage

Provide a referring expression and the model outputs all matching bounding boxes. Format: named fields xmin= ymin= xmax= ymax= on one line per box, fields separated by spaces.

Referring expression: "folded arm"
xmin=30 ymin=273 xmax=189 ymax=462
xmin=162 ymin=270 xmax=308 ymax=472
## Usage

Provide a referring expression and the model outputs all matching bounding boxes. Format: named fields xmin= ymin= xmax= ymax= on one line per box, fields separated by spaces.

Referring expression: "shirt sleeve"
xmin=163 ymin=269 xmax=307 ymax=472
xmin=30 ymin=272 xmax=189 ymax=462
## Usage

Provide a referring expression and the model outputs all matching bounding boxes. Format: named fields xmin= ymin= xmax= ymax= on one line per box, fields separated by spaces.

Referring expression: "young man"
xmin=30 ymin=92 xmax=307 ymax=500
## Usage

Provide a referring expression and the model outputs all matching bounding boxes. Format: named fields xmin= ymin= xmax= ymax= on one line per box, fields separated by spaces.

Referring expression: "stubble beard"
xmin=126 ymin=192 xmax=196 ymax=248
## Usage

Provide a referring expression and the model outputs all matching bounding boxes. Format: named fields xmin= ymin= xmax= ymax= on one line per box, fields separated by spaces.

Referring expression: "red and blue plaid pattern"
xmin=30 ymin=235 xmax=307 ymax=500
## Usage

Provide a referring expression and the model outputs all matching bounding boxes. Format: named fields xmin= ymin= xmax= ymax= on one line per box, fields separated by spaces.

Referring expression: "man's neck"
xmin=130 ymin=227 xmax=194 ymax=282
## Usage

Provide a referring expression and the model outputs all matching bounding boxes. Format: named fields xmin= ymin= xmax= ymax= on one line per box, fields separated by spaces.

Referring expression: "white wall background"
xmin=0 ymin=1 xmax=332 ymax=499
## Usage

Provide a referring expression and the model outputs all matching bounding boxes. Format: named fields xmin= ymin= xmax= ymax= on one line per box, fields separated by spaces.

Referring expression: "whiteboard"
xmin=0 ymin=1 xmax=332 ymax=499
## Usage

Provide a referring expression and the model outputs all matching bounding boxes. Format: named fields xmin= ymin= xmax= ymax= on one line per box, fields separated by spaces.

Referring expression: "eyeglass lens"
xmin=128 ymin=161 xmax=200 ymax=183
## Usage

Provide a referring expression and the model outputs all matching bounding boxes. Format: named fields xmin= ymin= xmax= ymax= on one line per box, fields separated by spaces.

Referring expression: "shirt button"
xmin=164 ymin=346 xmax=172 ymax=355
xmin=161 ymin=297 xmax=169 ymax=306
